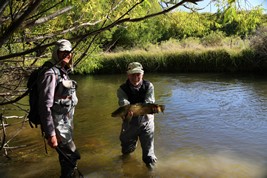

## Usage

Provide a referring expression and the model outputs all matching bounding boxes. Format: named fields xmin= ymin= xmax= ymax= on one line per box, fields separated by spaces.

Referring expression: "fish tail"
xmin=160 ymin=105 xmax=165 ymax=113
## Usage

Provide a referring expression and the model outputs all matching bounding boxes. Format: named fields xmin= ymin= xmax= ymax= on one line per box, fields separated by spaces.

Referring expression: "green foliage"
xmin=106 ymin=11 xmax=215 ymax=51
xmin=166 ymin=12 xmax=211 ymax=39
xmin=236 ymin=8 xmax=264 ymax=37
xmin=1 ymin=0 xmax=265 ymax=53
xmin=1 ymin=0 xmax=266 ymax=74
xmin=249 ymin=26 xmax=267 ymax=65
xmin=223 ymin=7 xmax=237 ymax=24
xmin=215 ymin=5 xmax=264 ymax=37
xmin=104 ymin=7 xmax=265 ymax=51
xmin=201 ymin=31 xmax=225 ymax=47
xmin=74 ymin=56 xmax=103 ymax=74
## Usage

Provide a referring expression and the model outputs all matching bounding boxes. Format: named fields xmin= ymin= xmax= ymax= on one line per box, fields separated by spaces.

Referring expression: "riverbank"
xmin=74 ymin=48 xmax=267 ymax=74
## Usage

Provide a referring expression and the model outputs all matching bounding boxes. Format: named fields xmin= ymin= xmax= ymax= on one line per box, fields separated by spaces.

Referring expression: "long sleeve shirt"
xmin=117 ymin=80 xmax=155 ymax=107
xmin=38 ymin=68 xmax=58 ymax=137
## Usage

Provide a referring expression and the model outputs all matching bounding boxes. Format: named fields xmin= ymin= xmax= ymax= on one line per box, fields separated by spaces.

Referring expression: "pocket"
xmin=62 ymin=80 xmax=77 ymax=89
xmin=52 ymin=100 xmax=71 ymax=114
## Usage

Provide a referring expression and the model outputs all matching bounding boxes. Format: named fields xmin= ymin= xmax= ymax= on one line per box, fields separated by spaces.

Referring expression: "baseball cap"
xmin=127 ymin=62 xmax=144 ymax=74
xmin=57 ymin=39 xmax=72 ymax=52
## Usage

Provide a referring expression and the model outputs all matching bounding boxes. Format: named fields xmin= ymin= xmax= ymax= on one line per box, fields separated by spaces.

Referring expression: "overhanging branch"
xmin=0 ymin=0 xmax=43 ymax=47
xmin=0 ymin=0 xmax=202 ymax=61
xmin=25 ymin=6 xmax=74 ymax=27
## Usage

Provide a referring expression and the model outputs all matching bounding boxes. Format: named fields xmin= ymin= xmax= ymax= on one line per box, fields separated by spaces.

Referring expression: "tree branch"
xmin=0 ymin=0 xmax=43 ymax=47
xmin=0 ymin=0 xmax=8 ymax=17
xmin=25 ymin=5 xmax=73 ymax=27
xmin=0 ymin=0 xmax=202 ymax=61
xmin=72 ymin=0 xmax=203 ymax=42
xmin=24 ymin=19 xmax=103 ymax=42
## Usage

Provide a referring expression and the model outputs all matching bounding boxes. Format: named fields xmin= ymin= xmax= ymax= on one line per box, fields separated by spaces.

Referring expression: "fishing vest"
xmin=52 ymin=67 xmax=78 ymax=114
xmin=120 ymin=80 xmax=150 ymax=104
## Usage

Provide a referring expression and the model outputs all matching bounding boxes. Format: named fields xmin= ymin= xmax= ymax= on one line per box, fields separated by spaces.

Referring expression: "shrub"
xmin=201 ymin=31 xmax=225 ymax=47
xmin=249 ymin=26 xmax=267 ymax=58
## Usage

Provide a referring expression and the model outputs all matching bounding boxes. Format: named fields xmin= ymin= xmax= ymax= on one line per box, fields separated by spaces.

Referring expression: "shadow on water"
xmin=1 ymin=73 xmax=267 ymax=178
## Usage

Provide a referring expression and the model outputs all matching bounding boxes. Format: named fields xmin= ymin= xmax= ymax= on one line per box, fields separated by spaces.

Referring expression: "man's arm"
xmin=145 ymin=83 xmax=155 ymax=104
xmin=117 ymin=87 xmax=133 ymax=120
xmin=117 ymin=87 xmax=130 ymax=107
xmin=38 ymin=70 xmax=58 ymax=148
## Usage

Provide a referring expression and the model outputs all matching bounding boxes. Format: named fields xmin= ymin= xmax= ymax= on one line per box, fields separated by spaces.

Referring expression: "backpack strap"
xmin=50 ymin=67 xmax=62 ymax=85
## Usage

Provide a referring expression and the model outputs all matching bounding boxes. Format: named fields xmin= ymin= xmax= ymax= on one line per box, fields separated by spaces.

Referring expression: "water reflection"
xmin=0 ymin=73 xmax=267 ymax=178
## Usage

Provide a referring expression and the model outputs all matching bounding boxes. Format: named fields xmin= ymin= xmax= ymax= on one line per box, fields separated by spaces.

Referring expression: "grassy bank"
xmin=74 ymin=48 xmax=267 ymax=74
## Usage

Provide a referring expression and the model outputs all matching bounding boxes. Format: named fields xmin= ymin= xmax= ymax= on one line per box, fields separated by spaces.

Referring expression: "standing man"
xmin=38 ymin=39 xmax=81 ymax=177
xmin=116 ymin=62 xmax=157 ymax=169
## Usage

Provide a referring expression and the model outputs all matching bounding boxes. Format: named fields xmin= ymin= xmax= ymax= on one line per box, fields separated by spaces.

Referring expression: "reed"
xmin=74 ymin=48 xmax=265 ymax=74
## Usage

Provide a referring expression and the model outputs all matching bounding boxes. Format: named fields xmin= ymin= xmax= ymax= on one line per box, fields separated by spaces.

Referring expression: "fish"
xmin=111 ymin=103 xmax=165 ymax=118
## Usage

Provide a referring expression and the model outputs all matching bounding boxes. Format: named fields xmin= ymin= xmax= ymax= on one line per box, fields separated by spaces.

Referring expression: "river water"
xmin=0 ymin=73 xmax=267 ymax=178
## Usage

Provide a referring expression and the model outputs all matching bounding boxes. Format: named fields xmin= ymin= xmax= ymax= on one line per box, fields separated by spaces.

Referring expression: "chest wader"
xmin=119 ymin=80 xmax=157 ymax=168
xmin=51 ymin=70 xmax=81 ymax=178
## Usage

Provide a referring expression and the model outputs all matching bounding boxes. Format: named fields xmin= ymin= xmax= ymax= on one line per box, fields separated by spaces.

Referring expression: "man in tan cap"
xmin=116 ymin=62 xmax=157 ymax=169
xmin=38 ymin=39 xmax=80 ymax=177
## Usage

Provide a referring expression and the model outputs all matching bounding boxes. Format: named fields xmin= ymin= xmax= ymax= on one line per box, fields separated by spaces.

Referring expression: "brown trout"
xmin=111 ymin=103 xmax=165 ymax=118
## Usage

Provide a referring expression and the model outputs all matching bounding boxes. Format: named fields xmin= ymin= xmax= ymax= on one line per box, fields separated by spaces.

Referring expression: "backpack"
xmin=27 ymin=62 xmax=61 ymax=128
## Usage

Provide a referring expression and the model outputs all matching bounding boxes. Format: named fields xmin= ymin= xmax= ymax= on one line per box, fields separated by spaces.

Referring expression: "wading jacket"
xmin=38 ymin=66 xmax=78 ymax=144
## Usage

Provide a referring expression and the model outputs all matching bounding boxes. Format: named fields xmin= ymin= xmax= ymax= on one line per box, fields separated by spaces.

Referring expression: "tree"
xmin=0 ymin=0 xmax=202 ymax=106
xmin=210 ymin=0 xmax=264 ymax=37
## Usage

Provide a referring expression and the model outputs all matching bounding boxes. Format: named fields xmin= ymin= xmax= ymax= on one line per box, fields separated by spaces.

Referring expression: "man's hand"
xmin=48 ymin=135 xmax=58 ymax=148
xmin=121 ymin=111 xmax=133 ymax=120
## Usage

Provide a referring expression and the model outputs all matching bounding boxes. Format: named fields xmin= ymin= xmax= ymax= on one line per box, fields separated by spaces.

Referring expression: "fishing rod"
xmin=56 ymin=147 xmax=84 ymax=178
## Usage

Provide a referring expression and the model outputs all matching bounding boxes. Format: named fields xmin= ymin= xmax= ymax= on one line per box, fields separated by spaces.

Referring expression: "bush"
xmin=249 ymin=26 xmax=267 ymax=58
xmin=201 ymin=31 xmax=225 ymax=47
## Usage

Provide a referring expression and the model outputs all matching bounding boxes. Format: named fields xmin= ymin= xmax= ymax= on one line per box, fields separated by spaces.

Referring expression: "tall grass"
xmin=74 ymin=33 xmax=266 ymax=74
xmin=74 ymin=48 xmax=264 ymax=74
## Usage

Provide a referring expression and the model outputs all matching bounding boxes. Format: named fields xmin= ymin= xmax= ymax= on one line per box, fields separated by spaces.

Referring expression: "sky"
xmin=178 ymin=0 xmax=267 ymax=13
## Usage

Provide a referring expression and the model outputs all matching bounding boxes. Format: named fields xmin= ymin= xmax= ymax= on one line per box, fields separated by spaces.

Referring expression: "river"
xmin=0 ymin=73 xmax=267 ymax=178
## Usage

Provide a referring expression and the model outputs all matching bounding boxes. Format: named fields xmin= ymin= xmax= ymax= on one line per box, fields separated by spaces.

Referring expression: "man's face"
xmin=128 ymin=73 xmax=143 ymax=86
xmin=57 ymin=51 xmax=72 ymax=69
xmin=58 ymin=51 xmax=72 ymax=63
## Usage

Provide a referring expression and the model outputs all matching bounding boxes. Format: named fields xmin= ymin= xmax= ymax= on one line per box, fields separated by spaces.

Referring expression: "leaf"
xmin=227 ymin=0 xmax=236 ymax=4
xmin=223 ymin=7 xmax=237 ymax=24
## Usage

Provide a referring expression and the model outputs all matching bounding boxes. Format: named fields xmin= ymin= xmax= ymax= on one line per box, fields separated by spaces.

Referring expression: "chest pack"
xmin=27 ymin=62 xmax=61 ymax=128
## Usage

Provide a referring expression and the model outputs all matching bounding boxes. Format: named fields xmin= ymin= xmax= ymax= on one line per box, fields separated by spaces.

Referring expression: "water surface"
xmin=0 ymin=73 xmax=267 ymax=178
